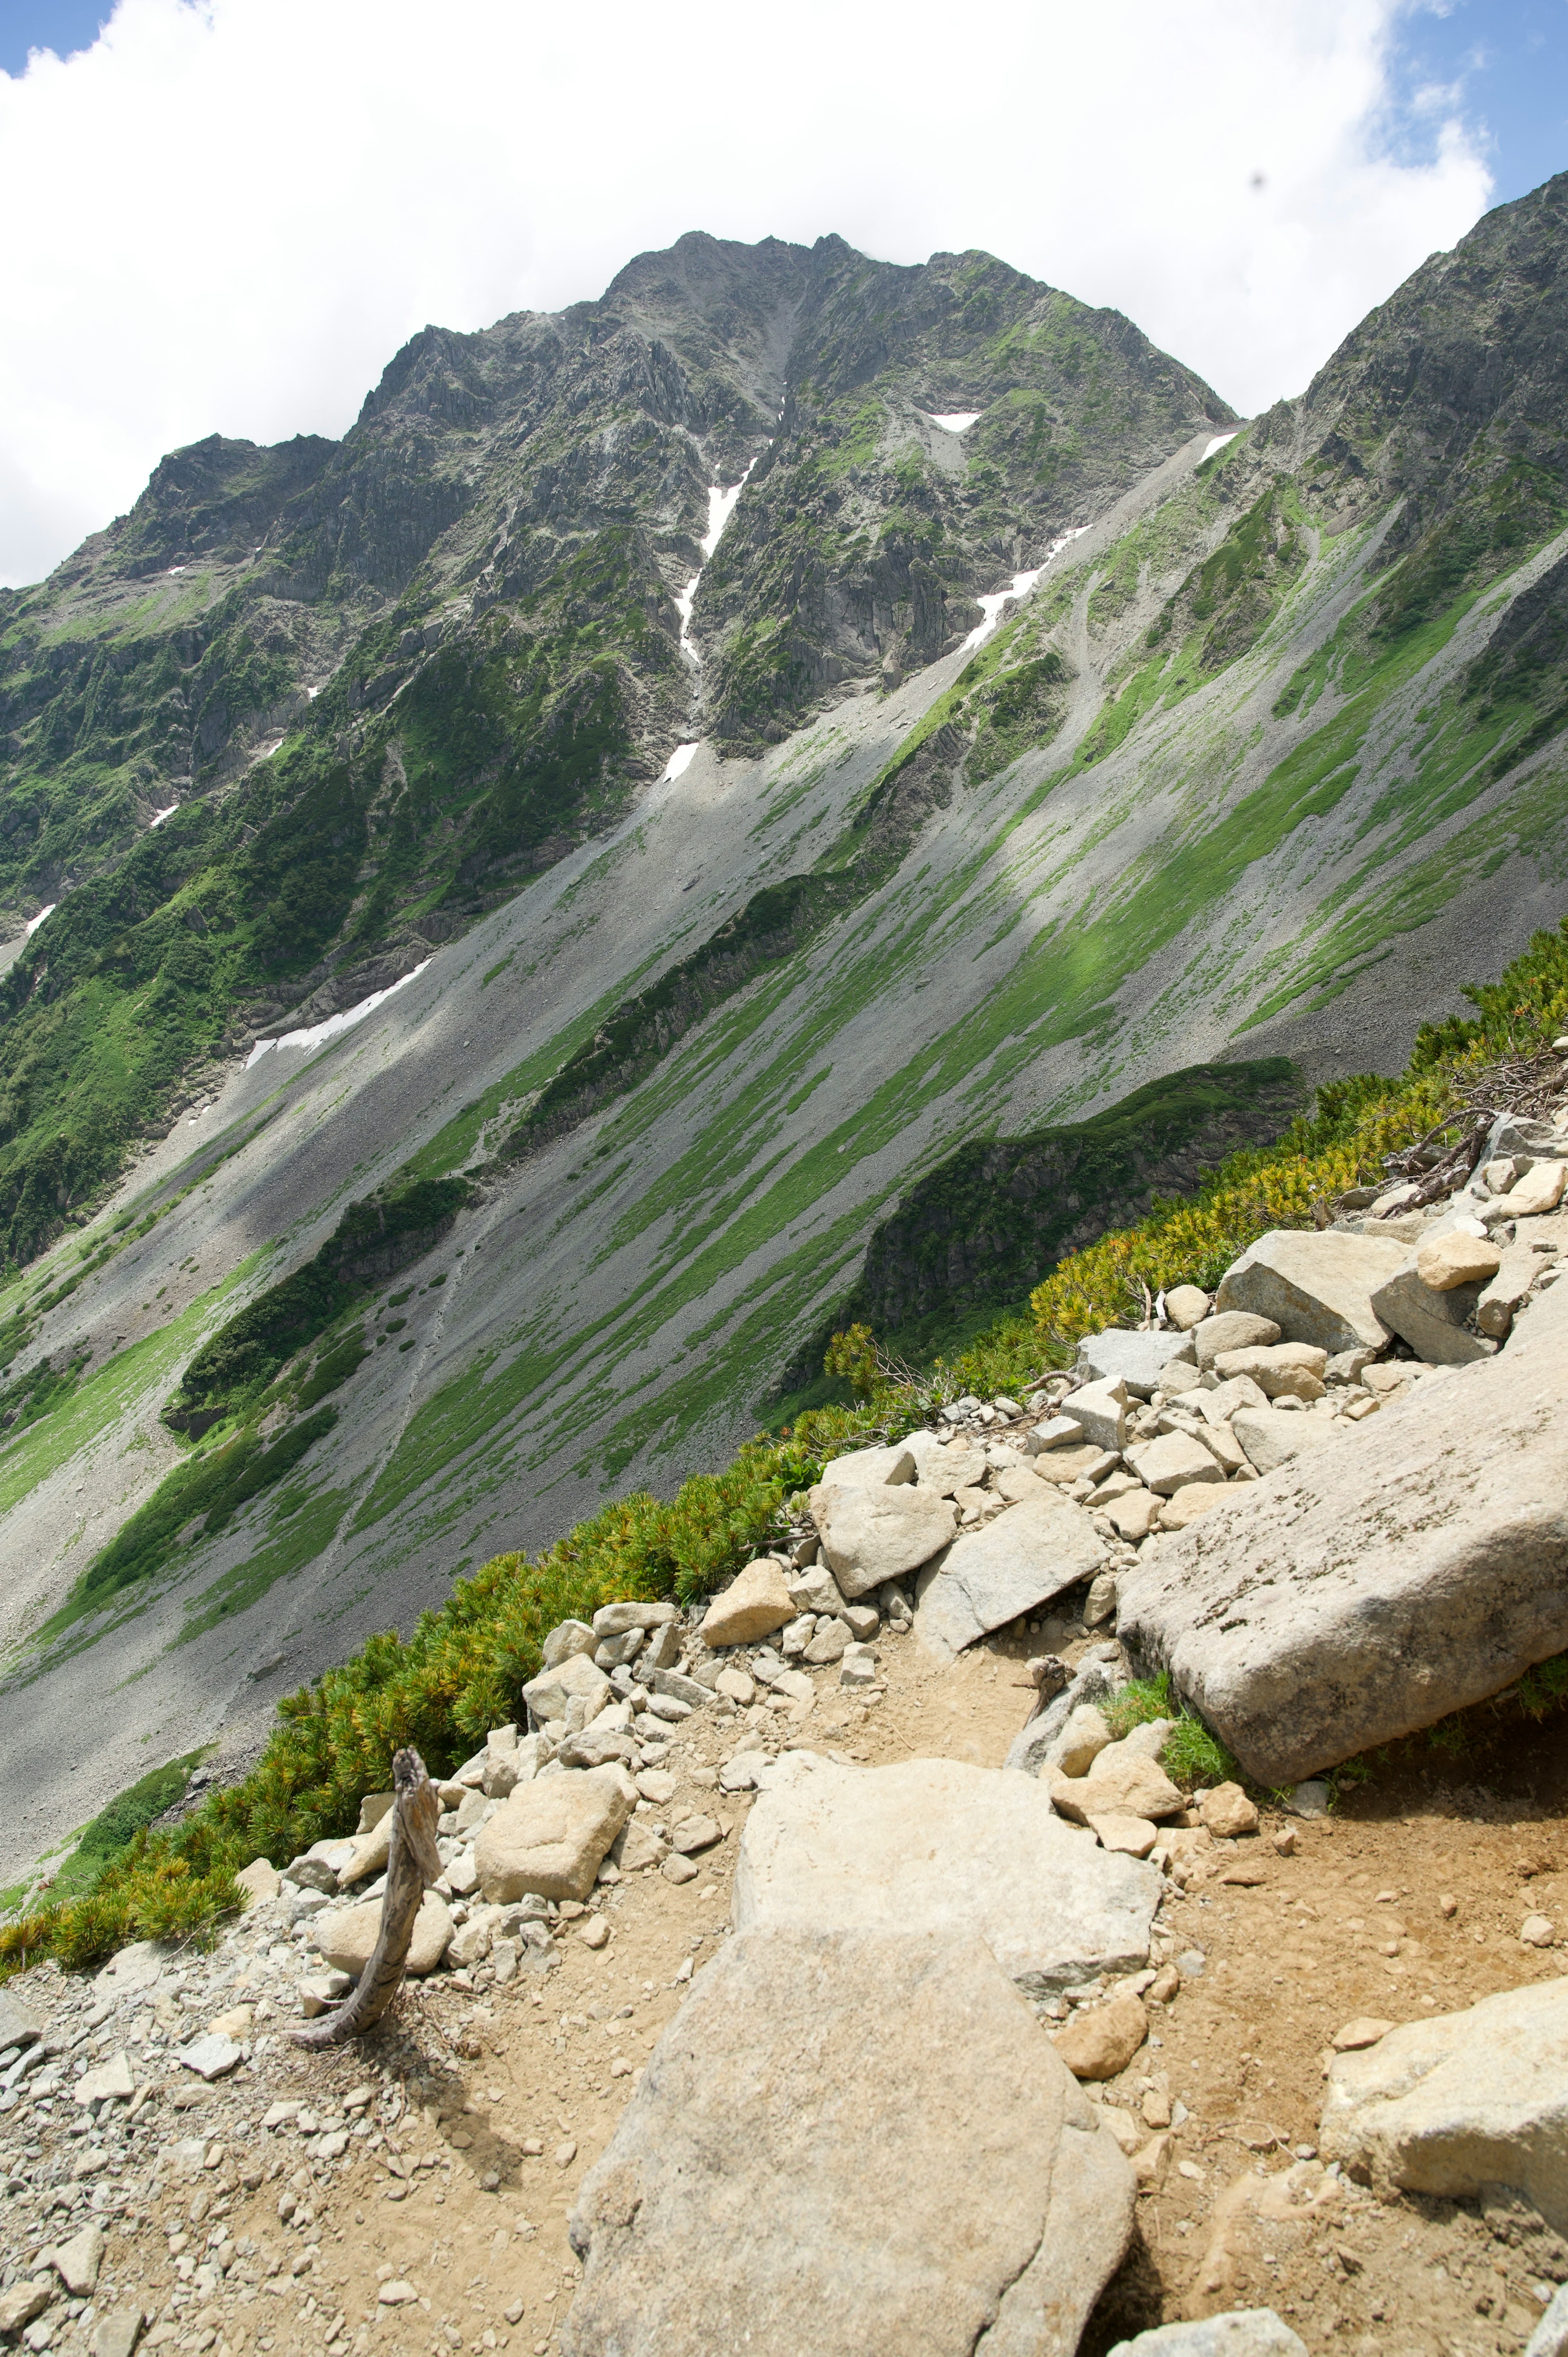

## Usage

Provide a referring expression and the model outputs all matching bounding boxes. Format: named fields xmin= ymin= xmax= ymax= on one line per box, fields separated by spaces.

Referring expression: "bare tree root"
xmin=288 ymin=1746 xmax=442 ymax=2051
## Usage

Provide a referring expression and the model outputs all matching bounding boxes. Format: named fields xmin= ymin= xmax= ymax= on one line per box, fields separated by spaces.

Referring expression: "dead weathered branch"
xmin=288 ymin=1746 xmax=441 ymax=2051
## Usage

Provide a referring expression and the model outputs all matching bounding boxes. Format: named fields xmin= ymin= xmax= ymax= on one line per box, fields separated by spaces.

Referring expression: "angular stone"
xmin=1051 ymin=1746 xmax=1184 ymax=1826
xmin=1527 ymin=2284 xmax=1568 ymax=2357
xmin=1197 ymin=1374 xmax=1270 ymax=1424
xmin=1192 ymin=1311 xmax=1283 ymax=1368
xmin=647 ymin=1666 xmax=711 ymax=1706
xmin=73 ymin=2051 xmax=134 ymax=2105
xmin=1075 ymin=1330 xmax=1196 ymax=1399
xmin=559 ymin=1724 xmax=639 ymax=1771
xmin=523 ymin=1649 xmax=612 ymax=1727
xmin=1163 ymin=1285 xmax=1212 ymax=1331
xmin=669 ymin=1814 xmax=721 ymax=1855
xmin=1088 ymin=1813 xmax=1158 ymax=1858
xmin=1033 ymin=1444 xmax=1120 ymax=1487
xmin=1211 ymin=1345 xmax=1326 ymax=1400
xmin=1215 ymin=1230 xmax=1411 ymax=1353
xmin=338 ymin=1813 xmax=393 ymax=1886
xmin=1024 ymin=1415 xmax=1086 ymax=1454
xmin=298 ymin=1970 xmax=353 ymax=2016
xmin=1319 ymin=1977 xmax=1568 ymax=2227
xmin=92 ymin=1940 xmax=172 ymax=1996
xmin=1125 ymin=1432 xmax=1225 ymax=1496
xmin=1370 ymin=1260 xmax=1497 ymax=1367
xmin=45 ymin=2223 xmax=105 ymax=2296
xmin=90 ymin=2311 xmax=145 ymax=2357
xmin=0 ymin=2284 xmax=50 ymax=2336
xmin=175 ymin=2034 xmax=241 ymax=2082
xmin=1116 ymin=1278 xmax=1568 ymax=1784
xmin=815 ymin=1443 xmax=915 ymax=1490
xmin=1229 ymin=1405 xmax=1336 ymax=1475
xmin=643 ymin=1621 xmax=682 ymax=1672
xmin=811 ymin=1483 xmax=957 ymax=1601
xmin=234 ymin=1857 xmax=280 ymax=1908
xmin=1200 ymin=1783 xmax=1259 ymax=1837
xmin=734 ymin=1754 xmax=1158 ymax=1992
xmin=314 ymin=1891 xmax=454 ymax=1978
xmin=592 ymin=1601 xmax=680 ymax=1637
xmin=1331 ymin=2017 xmax=1392 ymax=2052
xmin=909 ymin=1440 xmax=989 ymax=1496
xmin=1054 ymin=1704 xmax=1115 ymax=1777
xmin=913 ymin=1494 xmax=1107 ymax=1662
xmin=993 ymin=1463 xmax=1056 ymax=1505
xmin=1051 ymin=1991 xmax=1148 ymax=2079
xmin=1478 ymin=1244 xmax=1542 ymax=1339
xmin=1418 ymin=1231 xmax=1503 ymax=1292
xmin=1069 ymin=1379 xmax=1131 ymax=1453
xmin=1105 ymin=1488 xmax=1160 ymax=1541
xmin=0 ymin=1992 xmax=44 ymax=2052
xmin=1509 ymin=1161 xmax=1568 ymax=1216
xmin=662 ymin=1852 xmax=698 ymax=1884
xmin=1107 ymin=2314 xmax=1307 ymax=2356
xmin=803 ymin=1617 xmax=850 ymax=1664
xmin=475 ymin=1768 xmax=634 ymax=1903
xmin=785 ymin=1562 xmax=849 ymax=1617
xmin=1160 ymin=1485 xmax=1230 ymax=1532
xmin=698 ymin=1558 xmax=797 ymax=1645
xmin=541 ymin=1619 xmax=598 ymax=1670
xmin=562 ymin=1927 xmax=1135 ymax=2357
xmin=613 ymin=1818 xmax=668 ymax=1873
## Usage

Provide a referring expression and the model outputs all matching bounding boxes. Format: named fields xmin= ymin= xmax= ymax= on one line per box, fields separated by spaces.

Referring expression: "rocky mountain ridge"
xmin=1 ymin=178 xmax=1568 ymax=1924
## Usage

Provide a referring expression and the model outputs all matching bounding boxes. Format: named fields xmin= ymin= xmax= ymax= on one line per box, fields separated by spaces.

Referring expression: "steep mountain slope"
xmin=3 ymin=181 xmax=1568 ymax=1886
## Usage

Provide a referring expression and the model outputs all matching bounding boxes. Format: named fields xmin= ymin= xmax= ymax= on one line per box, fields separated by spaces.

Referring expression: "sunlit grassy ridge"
xmin=4 ymin=916 xmax=1568 ymax=1977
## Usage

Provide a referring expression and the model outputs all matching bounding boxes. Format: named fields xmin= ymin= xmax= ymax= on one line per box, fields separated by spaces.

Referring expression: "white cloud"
xmin=0 ymin=0 xmax=1494 ymax=588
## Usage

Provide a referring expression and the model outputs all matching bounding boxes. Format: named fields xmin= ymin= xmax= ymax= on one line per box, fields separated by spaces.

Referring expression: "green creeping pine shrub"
xmin=12 ymin=919 xmax=1568 ymax=1975
xmin=45 ymin=1750 xmax=207 ymax=1903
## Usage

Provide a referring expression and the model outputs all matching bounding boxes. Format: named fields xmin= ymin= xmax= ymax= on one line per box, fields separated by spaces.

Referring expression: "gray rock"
xmin=0 ymin=2285 xmax=51 ymax=2336
xmin=561 ymin=1926 xmax=1135 ymax=2357
xmin=524 ymin=1650 xmax=612 ymax=1727
xmin=541 ymin=1619 xmax=598 ymax=1670
xmin=647 ymin=1666 xmax=712 ymax=1707
xmin=1068 ymin=1380 xmax=1131 ymax=1452
xmin=1489 ymin=1113 xmax=1568 ymax=1163
xmin=1192 ymin=1311 xmax=1283 ymax=1368
xmin=1319 ymin=1977 xmax=1568 ymax=2229
xmin=843 ymin=1603 xmax=880 ymax=1640
xmin=913 ymin=1495 xmax=1107 ymax=1663
xmin=1229 ymin=1405 xmax=1336 ymax=1475
xmin=594 ymin=1629 xmax=646 ymax=1670
xmin=1214 ymin=1229 xmax=1411 ymax=1353
xmin=642 ymin=1621 xmax=682 ymax=1672
xmin=1108 ymin=2313 xmax=1307 ymax=2357
xmin=72 ymin=2052 xmax=134 ymax=2105
xmin=44 ymin=2224 xmax=105 ymax=2296
xmin=1075 ymin=1330 xmax=1196 ymax=1399
xmin=90 ymin=2308 xmax=145 ymax=2357
xmin=785 ymin=1563 xmax=849 ymax=1617
xmin=0 ymin=1993 xmax=43 ymax=2053
xmin=815 ymin=1443 xmax=916 ymax=1490
xmin=1124 ymin=1432 xmax=1224 ymax=1496
xmin=1006 ymin=1661 xmax=1115 ymax=1776
xmin=283 ymin=1854 xmax=340 ymax=1895
xmin=1290 ymin=1781 xmax=1331 ymax=1817
xmin=1478 ymin=1244 xmax=1541 ymax=1340
xmin=1370 ymin=1259 xmax=1496 ymax=1366
xmin=475 ymin=1766 xmax=634 ymax=1903
xmin=1116 ymin=1278 xmax=1568 ymax=1783
xmin=803 ymin=1617 xmax=851 ymax=1664
xmin=558 ymin=1725 xmax=639 ymax=1770
xmin=733 ymin=1753 xmax=1158 ymax=1994
xmin=811 ymin=1481 xmax=957 ymax=1600
xmin=1085 ymin=1570 xmax=1118 ymax=1627
xmin=592 ymin=1601 xmax=680 ymax=1637
xmin=176 ymin=2034 xmax=243 ymax=2082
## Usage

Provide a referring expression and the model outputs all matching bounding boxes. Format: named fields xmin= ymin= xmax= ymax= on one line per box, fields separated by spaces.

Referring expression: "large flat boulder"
xmin=812 ymin=1480 xmax=957 ymax=1600
xmin=1116 ymin=1280 xmax=1568 ymax=1783
xmin=913 ymin=1494 xmax=1106 ymax=1661
xmin=733 ymin=1753 xmax=1157 ymax=1993
xmin=1318 ymin=1978 xmax=1568 ymax=2230
xmin=561 ymin=1926 xmax=1135 ymax=2357
xmin=314 ymin=1890 xmax=452 ymax=1978
xmin=1214 ymin=1229 xmax=1410 ymax=1353
xmin=1075 ymin=1329 xmax=1196 ymax=1398
xmin=1370 ymin=1258 xmax=1496 ymax=1366
xmin=474 ymin=1766 xmax=633 ymax=1902
xmin=1229 ymin=1405 xmax=1335 ymax=1475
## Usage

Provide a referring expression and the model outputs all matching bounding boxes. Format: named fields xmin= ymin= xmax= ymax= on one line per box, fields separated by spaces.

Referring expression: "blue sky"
xmin=1385 ymin=0 xmax=1568 ymax=203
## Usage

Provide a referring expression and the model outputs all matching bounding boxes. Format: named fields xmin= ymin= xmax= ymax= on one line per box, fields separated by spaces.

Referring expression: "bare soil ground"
xmin=7 ymin=1626 xmax=1568 ymax=2357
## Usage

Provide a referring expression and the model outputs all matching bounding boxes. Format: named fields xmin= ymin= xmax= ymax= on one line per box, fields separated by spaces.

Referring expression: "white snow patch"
xmin=676 ymin=457 xmax=759 ymax=665
xmin=662 ymin=743 xmax=700 ymax=783
xmin=149 ymin=805 xmax=178 ymax=828
xmin=926 ymin=411 xmax=983 ymax=434
xmin=245 ymin=958 xmax=432 ymax=1069
xmin=307 ymin=685 xmax=322 ymax=700
xmin=962 ymin=527 xmax=1090 ymax=651
xmin=166 ymin=565 xmax=185 ymax=576
xmin=1202 ymin=433 xmax=1238 ymax=462
xmin=24 ymin=904 xmax=55 ymax=938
